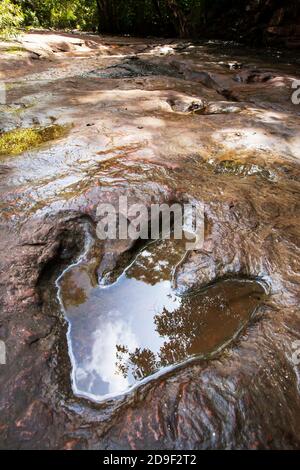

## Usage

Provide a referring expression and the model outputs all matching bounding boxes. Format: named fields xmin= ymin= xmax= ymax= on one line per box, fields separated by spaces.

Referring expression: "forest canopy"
xmin=0 ymin=0 xmax=299 ymax=45
xmin=1 ymin=0 xmax=211 ymax=36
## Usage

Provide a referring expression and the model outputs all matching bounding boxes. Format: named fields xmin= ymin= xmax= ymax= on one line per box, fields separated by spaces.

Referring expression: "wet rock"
xmin=197 ymin=101 xmax=244 ymax=115
xmin=0 ymin=164 xmax=11 ymax=175
xmin=219 ymin=76 xmax=298 ymax=112
xmin=206 ymin=159 xmax=275 ymax=180
xmin=86 ymin=58 xmax=182 ymax=80
xmin=167 ymin=97 xmax=207 ymax=113
xmin=219 ymin=61 xmax=243 ymax=70
xmin=186 ymin=71 xmax=220 ymax=90
xmin=236 ymin=70 xmax=275 ymax=84
xmin=167 ymin=98 xmax=243 ymax=115
xmin=0 ymin=31 xmax=300 ymax=450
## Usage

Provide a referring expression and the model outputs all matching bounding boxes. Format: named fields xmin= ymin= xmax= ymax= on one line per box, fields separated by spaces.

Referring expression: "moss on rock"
xmin=0 ymin=124 xmax=69 ymax=157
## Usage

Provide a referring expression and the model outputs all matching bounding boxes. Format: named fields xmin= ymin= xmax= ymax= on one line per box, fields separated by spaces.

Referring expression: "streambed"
xmin=0 ymin=31 xmax=299 ymax=449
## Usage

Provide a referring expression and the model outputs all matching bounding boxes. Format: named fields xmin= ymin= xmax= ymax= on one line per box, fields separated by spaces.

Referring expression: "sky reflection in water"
xmin=59 ymin=239 xmax=264 ymax=401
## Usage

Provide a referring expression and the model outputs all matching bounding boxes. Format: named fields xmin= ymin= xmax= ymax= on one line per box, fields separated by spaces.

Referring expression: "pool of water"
xmin=58 ymin=238 xmax=265 ymax=402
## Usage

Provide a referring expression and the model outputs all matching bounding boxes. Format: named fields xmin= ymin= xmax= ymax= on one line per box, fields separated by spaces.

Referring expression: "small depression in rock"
xmin=58 ymin=238 xmax=265 ymax=402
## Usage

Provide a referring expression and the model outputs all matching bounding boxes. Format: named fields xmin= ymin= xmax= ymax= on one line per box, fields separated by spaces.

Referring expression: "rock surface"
xmin=0 ymin=31 xmax=300 ymax=449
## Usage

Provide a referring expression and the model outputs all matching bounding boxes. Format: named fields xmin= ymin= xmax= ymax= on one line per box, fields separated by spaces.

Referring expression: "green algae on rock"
xmin=0 ymin=124 xmax=69 ymax=158
xmin=4 ymin=46 xmax=27 ymax=54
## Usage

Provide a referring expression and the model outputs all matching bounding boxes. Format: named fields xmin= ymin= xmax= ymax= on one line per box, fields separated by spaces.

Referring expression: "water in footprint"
xmin=58 ymin=238 xmax=265 ymax=401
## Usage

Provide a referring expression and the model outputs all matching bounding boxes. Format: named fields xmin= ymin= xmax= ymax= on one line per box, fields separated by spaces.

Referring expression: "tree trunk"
xmin=96 ymin=0 xmax=117 ymax=34
xmin=152 ymin=0 xmax=164 ymax=21
xmin=165 ymin=0 xmax=189 ymax=37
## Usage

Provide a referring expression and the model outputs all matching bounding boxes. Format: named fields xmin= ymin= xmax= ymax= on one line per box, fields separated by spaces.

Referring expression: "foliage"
xmin=0 ymin=0 xmax=24 ymax=39
xmin=0 ymin=0 xmax=297 ymax=40
xmin=0 ymin=0 xmax=221 ymax=36
xmin=17 ymin=0 xmax=97 ymax=30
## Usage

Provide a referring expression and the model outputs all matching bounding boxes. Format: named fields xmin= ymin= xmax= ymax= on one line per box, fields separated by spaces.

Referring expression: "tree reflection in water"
xmin=59 ymin=237 xmax=265 ymax=400
xmin=115 ymin=268 xmax=264 ymax=383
